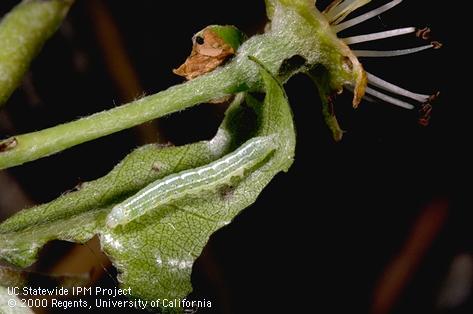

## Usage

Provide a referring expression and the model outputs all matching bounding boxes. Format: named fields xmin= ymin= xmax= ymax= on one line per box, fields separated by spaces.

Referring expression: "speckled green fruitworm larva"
xmin=106 ymin=136 xmax=276 ymax=228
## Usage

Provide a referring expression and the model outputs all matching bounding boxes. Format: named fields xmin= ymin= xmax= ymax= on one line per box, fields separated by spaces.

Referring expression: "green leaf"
xmin=0 ymin=61 xmax=295 ymax=311
xmin=0 ymin=115 xmax=238 ymax=266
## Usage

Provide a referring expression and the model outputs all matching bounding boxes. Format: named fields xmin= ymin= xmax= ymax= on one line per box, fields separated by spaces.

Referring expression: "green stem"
xmin=0 ymin=67 xmax=241 ymax=169
xmin=0 ymin=0 xmax=363 ymax=170
xmin=0 ymin=0 xmax=74 ymax=106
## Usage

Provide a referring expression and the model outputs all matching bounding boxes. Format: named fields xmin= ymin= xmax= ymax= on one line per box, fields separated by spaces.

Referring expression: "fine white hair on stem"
xmin=333 ymin=0 xmax=403 ymax=32
xmin=367 ymin=72 xmax=429 ymax=103
xmin=353 ymin=44 xmax=434 ymax=57
xmin=342 ymin=27 xmax=416 ymax=45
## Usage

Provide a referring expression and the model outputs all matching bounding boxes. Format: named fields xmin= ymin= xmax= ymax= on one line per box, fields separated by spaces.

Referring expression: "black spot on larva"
xmin=219 ymin=185 xmax=235 ymax=201
xmin=278 ymin=54 xmax=307 ymax=77
xmin=0 ymin=137 xmax=17 ymax=153
xmin=195 ymin=36 xmax=204 ymax=45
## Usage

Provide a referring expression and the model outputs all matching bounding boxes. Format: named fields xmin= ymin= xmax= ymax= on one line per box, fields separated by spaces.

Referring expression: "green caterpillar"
xmin=106 ymin=136 xmax=276 ymax=228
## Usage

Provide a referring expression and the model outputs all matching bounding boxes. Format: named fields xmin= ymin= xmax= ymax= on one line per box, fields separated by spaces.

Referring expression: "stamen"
xmin=364 ymin=87 xmax=414 ymax=109
xmin=323 ymin=0 xmax=343 ymax=14
xmin=333 ymin=0 xmax=403 ymax=32
xmin=416 ymin=27 xmax=431 ymax=40
xmin=418 ymin=92 xmax=439 ymax=126
xmin=431 ymin=41 xmax=443 ymax=49
xmin=353 ymin=44 xmax=433 ymax=57
xmin=367 ymin=72 xmax=429 ymax=103
xmin=325 ymin=0 xmax=356 ymax=19
xmin=326 ymin=0 xmax=372 ymax=25
xmin=418 ymin=103 xmax=432 ymax=126
xmin=362 ymin=93 xmax=377 ymax=103
xmin=345 ymin=85 xmax=382 ymax=104
xmin=342 ymin=27 xmax=416 ymax=45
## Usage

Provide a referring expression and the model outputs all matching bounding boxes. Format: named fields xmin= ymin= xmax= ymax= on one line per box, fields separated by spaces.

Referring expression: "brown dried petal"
xmin=173 ymin=28 xmax=235 ymax=80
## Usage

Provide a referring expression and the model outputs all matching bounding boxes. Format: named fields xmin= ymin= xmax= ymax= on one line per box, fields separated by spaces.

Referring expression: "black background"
xmin=0 ymin=1 xmax=466 ymax=313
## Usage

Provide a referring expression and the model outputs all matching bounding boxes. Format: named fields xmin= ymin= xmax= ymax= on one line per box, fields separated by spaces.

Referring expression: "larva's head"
xmin=174 ymin=25 xmax=246 ymax=80
xmin=266 ymin=0 xmax=440 ymax=138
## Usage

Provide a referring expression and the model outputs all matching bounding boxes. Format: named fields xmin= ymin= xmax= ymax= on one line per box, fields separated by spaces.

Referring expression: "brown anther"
xmin=416 ymin=27 xmax=431 ymax=40
xmin=418 ymin=117 xmax=431 ymax=127
xmin=428 ymin=91 xmax=440 ymax=102
xmin=418 ymin=92 xmax=439 ymax=127
xmin=431 ymin=41 xmax=443 ymax=49
xmin=0 ymin=137 xmax=17 ymax=152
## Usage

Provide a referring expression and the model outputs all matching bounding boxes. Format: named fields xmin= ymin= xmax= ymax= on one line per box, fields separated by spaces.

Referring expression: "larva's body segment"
xmin=106 ymin=136 xmax=276 ymax=228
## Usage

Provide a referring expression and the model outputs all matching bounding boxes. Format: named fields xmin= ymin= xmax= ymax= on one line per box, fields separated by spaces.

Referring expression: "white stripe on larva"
xmin=106 ymin=136 xmax=276 ymax=228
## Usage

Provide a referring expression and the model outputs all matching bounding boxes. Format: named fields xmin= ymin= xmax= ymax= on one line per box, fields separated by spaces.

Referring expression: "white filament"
xmin=365 ymin=87 xmax=414 ymax=109
xmin=353 ymin=44 xmax=433 ymax=57
xmin=333 ymin=0 xmax=403 ymax=32
xmin=367 ymin=73 xmax=429 ymax=103
xmin=362 ymin=93 xmax=377 ymax=103
xmin=326 ymin=0 xmax=360 ymax=20
xmin=325 ymin=0 xmax=355 ymax=19
xmin=326 ymin=0 xmax=372 ymax=24
xmin=342 ymin=27 xmax=415 ymax=45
